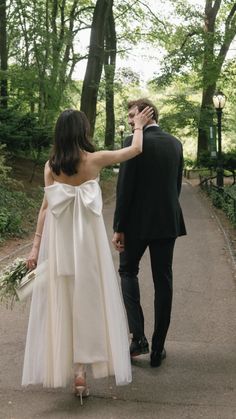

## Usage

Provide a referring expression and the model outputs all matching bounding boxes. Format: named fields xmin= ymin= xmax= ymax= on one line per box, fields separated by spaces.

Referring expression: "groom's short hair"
xmin=128 ymin=98 xmax=159 ymax=123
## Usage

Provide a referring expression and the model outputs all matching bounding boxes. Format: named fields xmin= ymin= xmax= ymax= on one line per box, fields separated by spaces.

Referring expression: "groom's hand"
xmin=112 ymin=232 xmax=125 ymax=252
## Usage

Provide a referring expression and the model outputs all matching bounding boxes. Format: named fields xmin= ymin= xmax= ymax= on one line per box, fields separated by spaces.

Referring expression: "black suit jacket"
xmin=113 ymin=126 xmax=186 ymax=239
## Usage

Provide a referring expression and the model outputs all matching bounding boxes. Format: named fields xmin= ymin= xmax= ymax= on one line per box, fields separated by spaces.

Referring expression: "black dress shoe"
xmin=150 ymin=348 xmax=166 ymax=367
xmin=130 ymin=336 xmax=149 ymax=357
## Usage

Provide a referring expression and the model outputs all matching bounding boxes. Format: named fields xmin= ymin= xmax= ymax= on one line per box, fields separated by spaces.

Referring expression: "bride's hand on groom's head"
xmin=133 ymin=106 xmax=153 ymax=128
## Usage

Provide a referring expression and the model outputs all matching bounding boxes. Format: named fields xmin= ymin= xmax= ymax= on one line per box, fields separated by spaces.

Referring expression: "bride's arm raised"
xmin=92 ymin=106 xmax=153 ymax=169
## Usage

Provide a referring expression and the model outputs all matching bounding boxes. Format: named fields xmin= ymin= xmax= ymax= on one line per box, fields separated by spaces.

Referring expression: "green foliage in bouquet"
xmin=0 ymin=258 xmax=28 ymax=309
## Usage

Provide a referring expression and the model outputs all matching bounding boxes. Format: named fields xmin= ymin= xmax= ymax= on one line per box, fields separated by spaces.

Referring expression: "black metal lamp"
xmin=212 ymin=92 xmax=226 ymax=188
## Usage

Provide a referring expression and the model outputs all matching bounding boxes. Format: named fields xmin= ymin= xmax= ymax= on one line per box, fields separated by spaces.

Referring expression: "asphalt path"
xmin=0 ymin=180 xmax=236 ymax=419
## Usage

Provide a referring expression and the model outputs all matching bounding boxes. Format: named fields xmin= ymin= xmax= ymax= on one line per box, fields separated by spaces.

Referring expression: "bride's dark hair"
xmin=49 ymin=109 xmax=95 ymax=176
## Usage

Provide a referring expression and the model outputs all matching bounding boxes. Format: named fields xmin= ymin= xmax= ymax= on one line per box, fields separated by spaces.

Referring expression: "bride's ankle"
xmin=74 ymin=363 xmax=86 ymax=379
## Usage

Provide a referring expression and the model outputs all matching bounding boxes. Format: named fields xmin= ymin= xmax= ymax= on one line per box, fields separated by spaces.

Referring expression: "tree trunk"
xmin=80 ymin=0 xmax=112 ymax=137
xmin=0 ymin=0 xmax=8 ymax=108
xmin=197 ymin=84 xmax=216 ymax=160
xmin=104 ymin=1 xmax=116 ymax=149
xmin=197 ymin=0 xmax=236 ymax=159
xmin=197 ymin=0 xmax=220 ymax=158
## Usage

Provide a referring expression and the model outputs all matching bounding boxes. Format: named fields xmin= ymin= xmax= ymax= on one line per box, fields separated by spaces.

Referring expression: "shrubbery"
xmin=185 ymin=150 xmax=236 ymax=176
xmin=208 ymin=186 xmax=236 ymax=226
xmin=0 ymin=108 xmax=52 ymax=154
xmin=203 ymin=183 xmax=236 ymax=226
xmin=187 ymin=150 xmax=236 ymax=226
xmin=0 ymin=145 xmax=43 ymax=242
xmin=0 ymin=143 xmax=11 ymax=181
xmin=0 ymin=184 xmax=43 ymax=243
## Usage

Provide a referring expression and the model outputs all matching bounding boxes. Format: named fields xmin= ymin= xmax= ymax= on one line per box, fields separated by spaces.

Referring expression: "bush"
xmin=223 ymin=185 xmax=236 ymax=225
xmin=0 ymin=147 xmax=43 ymax=242
xmin=210 ymin=189 xmax=224 ymax=209
xmin=0 ymin=108 xmax=52 ymax=153
xmin=208 ymin=185 xmax=236 ymax=226
xmin=197 ymin=150 xmax=236 ymax=173
xmin=197 ymin=151 xmax=218 ymax=170
xmin=100 ymin=167 xmax=116 ymax=182
xmin=0 ymin=143 xmax=11 ymax=182
xmin=0 ymin=187 xmax=33 ymax=239
xmin=183 ymin=157 xmax=196 ymax=169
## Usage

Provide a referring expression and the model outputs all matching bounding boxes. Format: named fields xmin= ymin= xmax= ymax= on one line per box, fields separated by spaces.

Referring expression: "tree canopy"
xmin=0 ymin=0 xmax=235 ymax=158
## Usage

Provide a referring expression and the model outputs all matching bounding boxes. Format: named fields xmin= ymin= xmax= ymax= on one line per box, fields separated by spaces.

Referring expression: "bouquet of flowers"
xmin=0 ymin=258 xmax=29 ymax=309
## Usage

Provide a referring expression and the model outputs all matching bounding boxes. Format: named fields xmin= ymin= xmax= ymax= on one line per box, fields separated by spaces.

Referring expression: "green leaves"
xmin=0 ymin=258 xmax=29 ymax=308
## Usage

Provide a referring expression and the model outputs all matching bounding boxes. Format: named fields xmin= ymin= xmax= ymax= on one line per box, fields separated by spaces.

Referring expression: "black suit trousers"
xmin=119 ymin=235 xmax=176 ymax=353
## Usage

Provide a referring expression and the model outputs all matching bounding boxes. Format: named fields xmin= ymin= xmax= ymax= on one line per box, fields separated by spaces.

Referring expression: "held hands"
xmin=133 ymin=106 xmax=153 ymax=129
xmin=112 ymin=232 xmax=125 ymax=253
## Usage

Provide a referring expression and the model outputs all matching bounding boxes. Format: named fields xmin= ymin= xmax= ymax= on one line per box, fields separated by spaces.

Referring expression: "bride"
xmin=22 ymin=106 xmax=153 ymax=404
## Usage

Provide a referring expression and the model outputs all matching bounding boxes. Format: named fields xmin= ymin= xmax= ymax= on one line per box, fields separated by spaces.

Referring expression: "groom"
xmin=112 ymin=98 xmax=186 ymax=367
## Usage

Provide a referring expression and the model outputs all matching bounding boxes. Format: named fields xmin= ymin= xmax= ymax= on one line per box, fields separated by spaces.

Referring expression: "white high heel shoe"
xmin=74 ymin=365 xmax=89 ymax=405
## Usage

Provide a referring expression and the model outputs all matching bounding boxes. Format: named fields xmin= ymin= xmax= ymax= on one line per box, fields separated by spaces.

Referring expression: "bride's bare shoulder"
xmin=44 ymin=160 xmax=54 ymax=186
xmin=44 ymin=160 xmax=50 ymax=170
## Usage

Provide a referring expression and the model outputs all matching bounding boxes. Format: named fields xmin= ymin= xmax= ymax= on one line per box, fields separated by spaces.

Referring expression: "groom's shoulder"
xmin=157 ymin=129 xmax=182 ymax=147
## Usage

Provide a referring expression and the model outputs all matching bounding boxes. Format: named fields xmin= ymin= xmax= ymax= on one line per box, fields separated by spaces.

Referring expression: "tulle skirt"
xmin=22 ymin=191 xmax=132 ymax=388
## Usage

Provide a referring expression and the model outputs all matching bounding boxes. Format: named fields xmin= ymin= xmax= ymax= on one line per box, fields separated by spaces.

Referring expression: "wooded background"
xmin=1 ymin=0 xmax=236 ymax=240
xmin=0 ymin=0 xmax=236 ymax=160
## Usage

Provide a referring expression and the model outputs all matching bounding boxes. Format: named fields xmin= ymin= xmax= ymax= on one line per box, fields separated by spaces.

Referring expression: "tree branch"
xmin=212 ymin=0 xmax=221 ymax=16
xmin=15 ymin=0 xmax=30 ymax=67
xmin=225 ymin=3 xmax=236 ymax=29
xmin=74 ymin=6 xmax=95 ymax=18
xmin=51 ymin=0 xmax=58 ymax=37
xmin=180 ymin=31 xmax=200 ymax=49
xmin=216 ymin=4 xmax=236 ymax=68
xmin=115 ymin=0 xmax=140 ymax=21
xmin=137 ymin=0 xmax=168 ymax=32
xmin=42 ymin=0 xmax=50 ymax=76
xmin=59 ymin=0 xmax=66 ymax=41
xmin=205 ymin=0 xmax=221 ymax=19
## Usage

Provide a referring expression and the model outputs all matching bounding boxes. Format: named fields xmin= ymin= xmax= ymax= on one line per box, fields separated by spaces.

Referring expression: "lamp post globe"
xmin=212 ymin=91 xmax=226 ymax=188
xmin=213 ymin=92 xmax=226 ymax=110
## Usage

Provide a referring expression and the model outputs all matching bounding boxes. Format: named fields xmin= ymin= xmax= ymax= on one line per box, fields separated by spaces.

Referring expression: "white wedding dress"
xmin=22 ymin=179 xmax=132 ymax=388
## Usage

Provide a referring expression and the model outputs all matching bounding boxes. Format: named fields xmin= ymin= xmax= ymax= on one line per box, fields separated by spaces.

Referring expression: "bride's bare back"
xmin=47 ymin=152 xmax=101 ymax=187
xmin=45 ymin=106 xmax=153 ymax=188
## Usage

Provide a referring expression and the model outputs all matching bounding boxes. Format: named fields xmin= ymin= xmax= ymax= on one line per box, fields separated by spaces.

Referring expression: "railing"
xmin=199 ymin=175 xmax=236 ymax=225
xmin=184 ymin=168 xmax=213 ymax=179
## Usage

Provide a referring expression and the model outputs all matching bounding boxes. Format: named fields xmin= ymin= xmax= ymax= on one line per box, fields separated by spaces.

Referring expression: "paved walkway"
xmin=0 ymin=181 xmax=236 ymax=419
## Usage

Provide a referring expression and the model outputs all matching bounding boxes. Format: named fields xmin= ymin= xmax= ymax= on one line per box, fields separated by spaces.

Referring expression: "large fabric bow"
xmin=44 ymin=181 xmax=103 ymax=276
xmin=45 ymin=180 xmax=102 ymax=218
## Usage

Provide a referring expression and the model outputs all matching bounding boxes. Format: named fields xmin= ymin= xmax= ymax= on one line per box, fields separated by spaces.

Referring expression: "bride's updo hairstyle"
xmin=49 ymin=109 xmax=95 ymax=176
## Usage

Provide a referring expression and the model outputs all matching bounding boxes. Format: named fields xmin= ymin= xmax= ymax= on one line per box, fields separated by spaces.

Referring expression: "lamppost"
xmin=212 ymin=91 xmax=226 ymax=188
xmin=118 ymin=124 xmax=125 ymax=148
